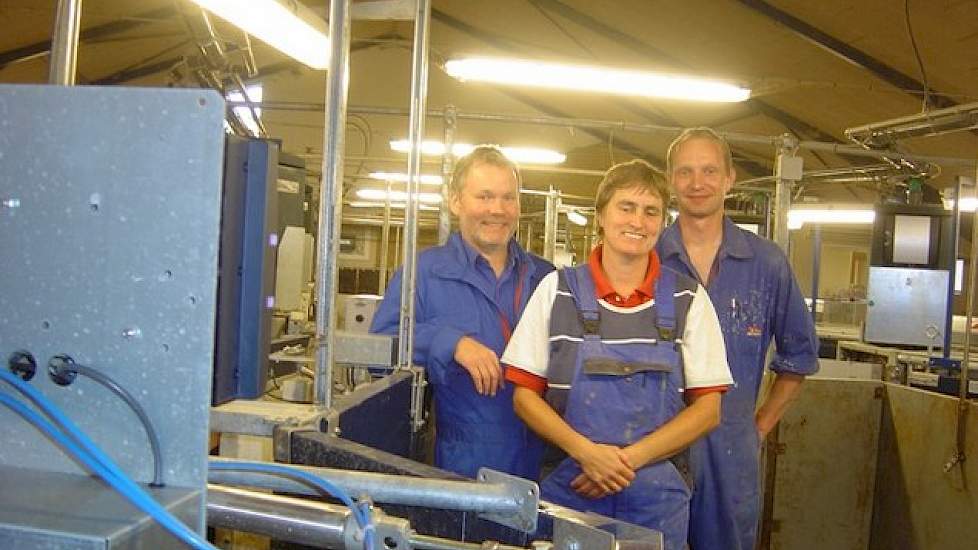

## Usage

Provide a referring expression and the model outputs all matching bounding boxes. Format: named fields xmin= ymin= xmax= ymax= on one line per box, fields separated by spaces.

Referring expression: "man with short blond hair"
xmin=658 ymin=127 xmax=818 ymax=550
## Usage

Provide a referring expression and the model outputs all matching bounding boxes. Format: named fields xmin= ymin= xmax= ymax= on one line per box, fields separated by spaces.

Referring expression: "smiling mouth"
xmin=622 ymin=231 xmax=646 ymax=240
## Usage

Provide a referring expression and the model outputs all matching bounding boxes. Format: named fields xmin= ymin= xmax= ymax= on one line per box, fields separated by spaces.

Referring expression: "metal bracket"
xmin=552 ymin=517 xmax=615 ymax=550
xmin=343 ymin=505 xmax=412 ymax=550
xmin=476 ymin=468 xmax=540 ymax=533
xmin=272 ymin=411 xmax=337 ymax=463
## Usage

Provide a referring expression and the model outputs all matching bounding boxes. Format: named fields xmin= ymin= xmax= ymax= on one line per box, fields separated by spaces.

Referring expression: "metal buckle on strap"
xmin=657 ymin=326 xmax=675 ymax=341
xmin=581 ymin=318 xmax=601 ymax=335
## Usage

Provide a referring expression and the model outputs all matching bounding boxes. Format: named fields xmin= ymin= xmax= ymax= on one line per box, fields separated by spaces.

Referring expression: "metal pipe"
xmin=810 ymin=226 xmax=821 ymax=323
xmin=945 ymin=179 xmax=963 ymax=357
xmin=543 ymin=186 xmax=558 ymax=261
xmin=208 ymin=459 xmax=524 ymax=515
xmin=314 ymin=0 xmax=353 ymax=409
xmin=771 ymin=140 xmax=794 ymax=252
xmin=410 ymin=533 xmax=525 ymax=550
xmin=207 ymin=484 xmax=348 ymax=547
xmin=230 ymin=101 xmax=978 ymax=168
xmin=439 ymin=105 xmax=456 ymax=245
xmin=208 ymin=485 xmax=526 ymax=550
xmin=396 ymin=0 xmax=431 ymax=380
xmin=48 ymin=0 xmax=83 ymax=85
xmin=379 ymin=180 xmax=392 ymax=291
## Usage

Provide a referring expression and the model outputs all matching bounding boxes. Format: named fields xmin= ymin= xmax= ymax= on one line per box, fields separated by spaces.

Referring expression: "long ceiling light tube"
xmin=389 ymin=139 xmax=566 ymax=164
xmin=366 ymin=172 xmax=443 ymax=186
xmin=787 ymin=207 xmax=876 ymax=230
xmin=355 ymin=188 xmax=442 ymax=204
xmin=444 ymin=57 xmax=750 ymax=102
xmin=189 ymin=0 xmax=329 ymax=69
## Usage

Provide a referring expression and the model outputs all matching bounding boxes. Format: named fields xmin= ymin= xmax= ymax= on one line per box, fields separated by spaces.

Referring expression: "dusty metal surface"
xmin=768 ymin=378 xmax=883 ymax=550
xmin=870 ymin=384 xmax=978 ymax=550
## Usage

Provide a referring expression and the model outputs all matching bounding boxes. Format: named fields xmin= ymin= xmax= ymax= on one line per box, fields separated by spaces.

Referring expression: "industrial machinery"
xmin=0 ymin=84 xmax=666 ymax=549
xmin=864 ymin=203 xmax=954 ymax=348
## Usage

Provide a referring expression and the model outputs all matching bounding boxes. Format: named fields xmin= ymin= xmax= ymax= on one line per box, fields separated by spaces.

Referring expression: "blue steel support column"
xmin=315 ymin=0 xmax=353 ymax=409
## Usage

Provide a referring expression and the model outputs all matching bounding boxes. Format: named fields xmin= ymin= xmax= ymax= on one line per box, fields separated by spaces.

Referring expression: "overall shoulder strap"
xmin=654 ymin=267 xmax=677 ymax=342
xmin=562 ymin=266 xmax=601 ymax=335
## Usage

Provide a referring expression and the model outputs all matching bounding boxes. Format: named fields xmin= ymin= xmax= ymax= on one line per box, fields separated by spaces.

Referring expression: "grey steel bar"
xmin=439 ymin=104 xmax=457 ymax=245
xmin=962 ymin=178 xmax=978 ymax=399
xmin=410 ymin=533 xmax=526 ymax=550
xmin=396 ymin=0 xmax=431 ymax=378
xmin=208 ymin=459 xmax=523 ymax=515
xmin=48 ymin=0 xmax=83 ymax=85
xmin=230 ymin=101 xmax=977 ymax=168
xmin=208 ymin=484 xmax=526 ymax=550
xmin=771 ymin=138 xmax=795 ymax=252
xmin=315 ymin=0 xmax=353 ymax=408
xmin=810 ymin=226 xmax=821 ymax=323
xmin=945 ymin=179 xmax=963 ymax=357
xmin=543 ymin=186 xmax=558 ymax=261
xmin=207 ymin=484 xmax=348 ymax=547
xmin=379 ymin=180 xmax=392 ymax=291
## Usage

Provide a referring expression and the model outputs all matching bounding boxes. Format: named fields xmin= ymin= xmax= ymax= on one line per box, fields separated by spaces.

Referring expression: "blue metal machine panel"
xmin=213 ymin=137 xmax=279 ymax=404
xmin=0 ymin=85 xmax=224 ymax=533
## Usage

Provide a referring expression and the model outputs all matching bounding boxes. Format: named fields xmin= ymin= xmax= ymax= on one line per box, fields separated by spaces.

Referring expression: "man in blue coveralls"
xmin=657 ymin=127 xmax=819 ymax=550
xmin=370 ymin=145 xmax=553 ymax=480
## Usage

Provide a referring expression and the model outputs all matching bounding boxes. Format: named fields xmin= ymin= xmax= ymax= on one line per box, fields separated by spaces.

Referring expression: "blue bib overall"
xmin=540 ymin=265 xmax=690 ymax=550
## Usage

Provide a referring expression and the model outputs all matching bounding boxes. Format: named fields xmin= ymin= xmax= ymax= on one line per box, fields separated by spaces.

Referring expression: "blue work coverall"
xmin=541 ymin=265 xmax=692 ymax=549
xmin=371 ymin=232 xmax=553 ymax=479
xmin=657 ymin=218 xmax=818 ymax=550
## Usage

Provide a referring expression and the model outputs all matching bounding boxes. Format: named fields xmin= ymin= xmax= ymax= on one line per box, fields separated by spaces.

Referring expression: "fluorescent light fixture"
xmin=944 ymin=197 xmax=978 ymax=212
xmin=356 ymin=189 xmax=442 ymax=204
xmin=389 ymin=139 xmax=566 ymax=165
xmin=787 ymin=207 xmax=875 ymax=230
xmin=367 ymin=172 xmax=444 ymax=186
xmin=444 ymin=57 xmax=750 ymax=102
xmin=189 ymin=0 xmax=329 ymax=69
xmin=348 ymin=201 xmax=439 ymax=211
xmin=565 ymin=210 xmax=588 ymax=226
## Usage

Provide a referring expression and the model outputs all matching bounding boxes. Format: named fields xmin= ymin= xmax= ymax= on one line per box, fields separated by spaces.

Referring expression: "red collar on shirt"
xmin=587 ymin=245 xmax=660 ymax=307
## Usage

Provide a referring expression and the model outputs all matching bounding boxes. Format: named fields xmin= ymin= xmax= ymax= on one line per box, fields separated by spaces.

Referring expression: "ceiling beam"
xmin=527 ymin=0 xmax=843 ymax=144
xmin=735 ymin=0 xmax=954 ymax=109
xmin=0 ymin=6 xmax=177 ymax=71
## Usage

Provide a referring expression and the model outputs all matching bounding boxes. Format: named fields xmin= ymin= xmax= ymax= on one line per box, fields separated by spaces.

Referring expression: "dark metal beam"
xmin=0 ymin=6 xmax=177 ymax=71
xmin=735 ymin=0 xmax=955 ymax=110
xmin=504 ymin=88 xmax=665 ymax=167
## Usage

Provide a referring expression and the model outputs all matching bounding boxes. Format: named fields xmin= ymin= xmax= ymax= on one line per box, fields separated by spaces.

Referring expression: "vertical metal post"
xmin=944 ymin=179 xmax=963 ymax=357
xmin=314 ymin=0 xmax=352 ymax=409
xmin=811 ymin=226 xmax=821 ymax=323
xmin=396 ymin=0 xmax=431 ymax=379
xmin=524 ymin=222 xmax=533 ymax=254
xmin=379 ymin=180 xmax=392 ymax=292
xmin=543 ymin=186 xmax=558 ymax=262
xmin=48 ymin=0 xmax=83 ymax=85
xmin=438 ymin=105 xmax=457 ymax=245
xmin=772 ymin=134 xmax=800 ymax=253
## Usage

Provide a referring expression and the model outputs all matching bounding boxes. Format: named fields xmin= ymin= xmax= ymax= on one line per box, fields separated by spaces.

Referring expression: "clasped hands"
xmin=569 ymin=441 xmax=638 ymax=499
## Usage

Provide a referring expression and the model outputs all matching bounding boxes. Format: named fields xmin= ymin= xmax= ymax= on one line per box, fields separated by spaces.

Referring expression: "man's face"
xmin=670 ymin=137 xmax=736 ymax=220
xmin=450 ymin=162 xmax=520 ymax=256
xmin=597 ymin=185 xmax=664 ymax=260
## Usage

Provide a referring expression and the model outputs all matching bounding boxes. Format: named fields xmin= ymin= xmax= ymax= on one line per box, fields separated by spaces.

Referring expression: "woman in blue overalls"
xmin=502 ymin=160 xmax=732 ymax=549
